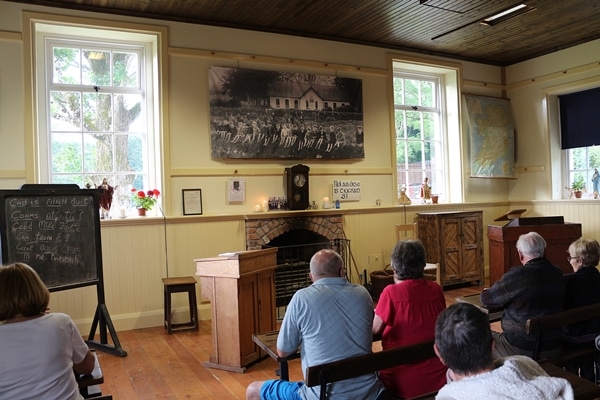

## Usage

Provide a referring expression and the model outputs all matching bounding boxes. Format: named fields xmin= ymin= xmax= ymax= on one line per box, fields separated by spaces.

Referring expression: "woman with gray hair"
xmin=372 ymin=240 xmax=446 ymax=398
xmin=564 ymin=238 xmax=600 ymax=381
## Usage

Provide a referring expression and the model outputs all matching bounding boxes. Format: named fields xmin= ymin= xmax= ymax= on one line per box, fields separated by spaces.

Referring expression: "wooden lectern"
xmin=195 ymin=248 xmax=277 ymax=373
xmin=487 ymin=216 xmax=582 ymax=285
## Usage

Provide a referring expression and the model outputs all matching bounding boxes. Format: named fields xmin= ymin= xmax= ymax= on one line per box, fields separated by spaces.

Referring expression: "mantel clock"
xmin=285 ymin=164 xmax=310 ymax=210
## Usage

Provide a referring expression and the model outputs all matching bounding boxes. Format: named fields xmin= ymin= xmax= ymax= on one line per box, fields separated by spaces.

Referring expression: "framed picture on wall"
xmin=208 ymin=66 xmax=365 ymax=160
xmin=182 ymin=189 xmax=203 ymax=215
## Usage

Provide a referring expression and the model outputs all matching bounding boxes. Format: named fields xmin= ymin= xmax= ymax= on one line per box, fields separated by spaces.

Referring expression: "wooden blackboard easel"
xmin=0 ymin=185 xmax=127 ymax=357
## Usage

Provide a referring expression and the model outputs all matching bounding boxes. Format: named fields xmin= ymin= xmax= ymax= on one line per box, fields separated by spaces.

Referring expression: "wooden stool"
xmin=162 ymin=276 xmax=199 ymax=334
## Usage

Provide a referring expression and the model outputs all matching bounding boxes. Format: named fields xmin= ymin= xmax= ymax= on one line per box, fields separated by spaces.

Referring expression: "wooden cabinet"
xmin=195 ymin=248 xmax=277 ymax=373
xmin=487 ymin=218 xmax=582 ymax=285
xmin=417 ymin=211 xmax=484 ymax=287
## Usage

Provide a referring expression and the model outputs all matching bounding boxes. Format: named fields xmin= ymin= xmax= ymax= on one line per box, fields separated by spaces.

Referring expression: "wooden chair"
xmin=394 ymin=224 xmax=441 ymax=285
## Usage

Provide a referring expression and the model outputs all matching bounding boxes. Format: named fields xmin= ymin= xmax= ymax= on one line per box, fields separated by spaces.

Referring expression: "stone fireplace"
xmin=245 ymin=212 xmax=347 ymax=318
xmin=245 ymin=213 xmax=344 ymax=250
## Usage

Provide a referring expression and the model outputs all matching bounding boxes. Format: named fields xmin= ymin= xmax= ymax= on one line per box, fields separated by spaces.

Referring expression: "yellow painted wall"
xmin=2 ymin=2 xmax=600 ymax=332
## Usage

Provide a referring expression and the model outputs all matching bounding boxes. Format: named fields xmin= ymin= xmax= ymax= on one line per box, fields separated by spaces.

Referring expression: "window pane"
xmin=395 ymin=110 xmax=405 ymax=139
xmin=393 ymin=77 xmax=404 ymax=104
xmin=82 ymin=50 xmax=111 ymax=86
xmin=53 ymin=174 xmax=84 ymax=185
xmin=406 ymin=111 xmax=421 ymax=139
xmin=85 ymin=133 xmax=114 ymax=173
xmin=51 ymin=132 xmax=83 ymax=173
xmin=83 ymin=93 xmax=113 ymax=131
xmin=408 ymin=140 xmax=423 ymax=163
xmin=421 ymin=81 xmax=434 ymax=108
xmin=422 ymin=112 xmax=435 ymax=139
xmin=113 ymin=52 xmax=139 ymax=87
xmin=127 ymin=134 xmax=144 ymax=172
xmin=405 ymin=79 xmax=420 ymax=105
xmin=50 ymin=91 xmax=82 ymax=131
xmin=53 ymin=47 xmax=81 ymax=84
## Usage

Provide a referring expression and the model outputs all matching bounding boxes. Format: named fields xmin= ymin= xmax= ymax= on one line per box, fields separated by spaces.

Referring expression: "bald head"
xmin=309 ymin=249 xmax=345 ymax=280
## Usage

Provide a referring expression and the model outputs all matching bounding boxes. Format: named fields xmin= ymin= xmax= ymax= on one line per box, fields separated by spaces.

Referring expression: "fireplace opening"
xmin=264 ymin=229 xmax=350 ymax=319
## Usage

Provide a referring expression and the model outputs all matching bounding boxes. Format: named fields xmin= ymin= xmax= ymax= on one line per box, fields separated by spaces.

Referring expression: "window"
xmin=392 ymin=59 xmax=461 ymax=203
xmin=559 ymin=88 xmax=600 ymax=197
xmin=31 ymin=19 xmax=162 ymax=211
xmin=566 ymin=147 xmax=600 ymax=198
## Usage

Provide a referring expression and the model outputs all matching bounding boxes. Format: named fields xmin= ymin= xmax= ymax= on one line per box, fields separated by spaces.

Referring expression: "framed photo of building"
xmin=208 ymin=66 xmax=364 ymax=159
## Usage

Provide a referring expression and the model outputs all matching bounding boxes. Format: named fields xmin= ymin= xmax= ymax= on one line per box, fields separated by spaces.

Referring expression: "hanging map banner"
xmin=464 ymin=94 xmax=516 ymax=179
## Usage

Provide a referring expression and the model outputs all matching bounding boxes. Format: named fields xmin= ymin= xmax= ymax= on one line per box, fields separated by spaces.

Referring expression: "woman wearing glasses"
xmin=564 ymin=238 xmax=600 ymax=382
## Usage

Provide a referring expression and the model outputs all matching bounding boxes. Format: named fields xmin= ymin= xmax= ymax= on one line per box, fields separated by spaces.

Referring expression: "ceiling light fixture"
xmin=480 ymin=3 xmax=536 ymax=26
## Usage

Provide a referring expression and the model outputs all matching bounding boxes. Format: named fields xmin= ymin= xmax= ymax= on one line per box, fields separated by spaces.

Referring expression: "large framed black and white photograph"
xmin=182 ymin=189 xmax=203 ymax=215
xmin=208 ymin=66 xmax=364 ymax=159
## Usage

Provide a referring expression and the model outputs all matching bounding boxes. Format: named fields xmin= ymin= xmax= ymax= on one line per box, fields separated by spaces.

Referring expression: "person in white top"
xmin=0 ymin=262 xmax=95 ymax=400
xmin=434 ymin=302 xmax=574 ymax=400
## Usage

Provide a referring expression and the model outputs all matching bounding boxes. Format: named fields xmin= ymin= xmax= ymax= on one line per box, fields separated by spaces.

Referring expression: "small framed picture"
xmin=182 ymin=189 xmax=203 ymax=215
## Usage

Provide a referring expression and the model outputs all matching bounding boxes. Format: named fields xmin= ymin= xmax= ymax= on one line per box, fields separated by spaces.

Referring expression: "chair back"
xmin=395 ymin=223 xmax=417 ymax=242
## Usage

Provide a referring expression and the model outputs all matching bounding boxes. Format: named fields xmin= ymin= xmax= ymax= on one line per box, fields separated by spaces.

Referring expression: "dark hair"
xmin=435 ymin=303 xmax=493 ymax=375
xmin=0 ymin=262 xmax=50 ymax=321
xmin=390 ymin=240 xmax=426 ymax=280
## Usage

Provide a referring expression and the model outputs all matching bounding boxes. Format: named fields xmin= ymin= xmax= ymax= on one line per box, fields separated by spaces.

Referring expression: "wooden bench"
xmin=526 ymin=303 xmax=600 ymax=367
xmin=305 ymin=340 xmax=438 ymax=400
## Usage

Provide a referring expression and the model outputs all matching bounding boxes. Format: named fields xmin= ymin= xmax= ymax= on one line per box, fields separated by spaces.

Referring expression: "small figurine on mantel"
xmin=97 ymin=178 xmax=116 ymax=219
xmin=398 ymin=185 xmax=412 ymax=205
xmin=420 ymin=177 xmax=431 ymax=203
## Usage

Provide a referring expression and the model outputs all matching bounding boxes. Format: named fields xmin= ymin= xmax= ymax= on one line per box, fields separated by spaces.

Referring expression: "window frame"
xmin=391 ymin=57 xmax=462 ymax=203
xmin=25 ymin=13 xmax=165 ymax=212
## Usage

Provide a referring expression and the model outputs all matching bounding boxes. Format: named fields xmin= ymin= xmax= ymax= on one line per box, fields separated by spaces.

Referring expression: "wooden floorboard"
xmin=94 ymin=283 xmax=484 ymax=399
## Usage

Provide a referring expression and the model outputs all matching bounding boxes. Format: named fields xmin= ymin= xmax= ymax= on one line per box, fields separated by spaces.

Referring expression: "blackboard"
xmin=0 ymin=186 xmax=103 ymax=292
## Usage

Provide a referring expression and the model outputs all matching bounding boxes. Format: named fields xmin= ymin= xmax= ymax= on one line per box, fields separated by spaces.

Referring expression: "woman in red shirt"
xmin=373 ymin=240 xmax=447 ymax=398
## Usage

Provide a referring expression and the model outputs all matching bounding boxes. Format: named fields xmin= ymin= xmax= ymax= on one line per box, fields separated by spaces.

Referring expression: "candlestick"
xmin=261 ymin=199 xmax=269 ymax=212
xmin=119 ymin=206 xmax=126 ymax=218
xmin=323 ymin=197 xmax=331 ymax=209
xmin=254 ymin=204 xmax=262 ymax=212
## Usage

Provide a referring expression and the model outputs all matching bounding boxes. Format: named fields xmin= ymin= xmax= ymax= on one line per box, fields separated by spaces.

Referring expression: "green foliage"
xmin=572 ymin=175 xmax=585 ymax=191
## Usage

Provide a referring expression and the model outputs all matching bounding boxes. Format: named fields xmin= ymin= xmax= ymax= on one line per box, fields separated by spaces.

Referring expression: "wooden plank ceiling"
xmin=7 ymin=0 xmax=600 ymax=66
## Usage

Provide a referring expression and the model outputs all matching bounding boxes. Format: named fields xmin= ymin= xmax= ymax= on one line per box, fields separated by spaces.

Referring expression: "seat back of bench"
xmin=525 ymin=303 xmax=600 ymax=360
xmin=305 ymin=340 xmax=436 ymax=400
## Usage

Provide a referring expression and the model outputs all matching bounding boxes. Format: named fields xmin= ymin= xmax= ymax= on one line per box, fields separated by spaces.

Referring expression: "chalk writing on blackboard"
xmin=2 ymin=193 xmax=100 ymax=290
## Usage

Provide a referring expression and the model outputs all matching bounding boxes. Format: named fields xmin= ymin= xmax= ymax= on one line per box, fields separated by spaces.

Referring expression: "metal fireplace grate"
xmin=266 ymin=238 xmax=350 ymax=320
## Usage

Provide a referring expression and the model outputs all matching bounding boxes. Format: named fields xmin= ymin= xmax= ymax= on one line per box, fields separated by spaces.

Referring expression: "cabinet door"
xmin=239 ymin=273 xmax=261 ymax=366
xmin=239 ymin=270 xmax=277 ymax=367
xmin=257 ymin=269 xmax=276 ymax=334
xmin=461 ymin=215 xmax=483 ymax=279
xmin=441 ymin=217 xmax=461 ymax=281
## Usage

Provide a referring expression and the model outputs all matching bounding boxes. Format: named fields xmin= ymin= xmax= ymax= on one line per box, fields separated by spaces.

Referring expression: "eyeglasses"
xmin=567 ymin=256 xmax=582 ymax=262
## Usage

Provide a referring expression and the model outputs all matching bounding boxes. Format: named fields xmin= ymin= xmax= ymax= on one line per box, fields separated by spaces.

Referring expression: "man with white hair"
xmin=481 ymin=231 xmax=565 ymax=359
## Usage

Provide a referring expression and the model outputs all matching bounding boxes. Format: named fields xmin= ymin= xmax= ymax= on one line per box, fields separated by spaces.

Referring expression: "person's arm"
xmin=276 ymin=348 xmax=296 ymax=358
xmin=73 ymin=350 xmax=95 ymax=375
xmin=480 ymin=280 xmax=509 ymax=309
xmin=372 ymin=314 xmax=385 ymax=336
